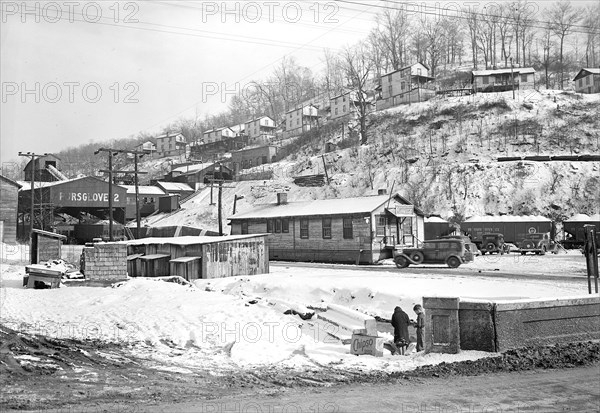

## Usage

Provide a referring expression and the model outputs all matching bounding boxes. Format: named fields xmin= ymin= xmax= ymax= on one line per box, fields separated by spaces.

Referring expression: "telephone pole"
xmin=18 ymin=151 xmax=49 ymax=239
xmin=95 ymin=148 xmax=146 ymax=240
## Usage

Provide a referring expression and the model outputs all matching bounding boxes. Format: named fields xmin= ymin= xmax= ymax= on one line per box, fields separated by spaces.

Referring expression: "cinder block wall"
xmin=83 ymin=242 xmax=128 ymax=281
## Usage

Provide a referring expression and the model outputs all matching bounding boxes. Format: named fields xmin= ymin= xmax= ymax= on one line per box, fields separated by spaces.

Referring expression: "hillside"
xmin=136 ymin=89 xmax=599 ymax=233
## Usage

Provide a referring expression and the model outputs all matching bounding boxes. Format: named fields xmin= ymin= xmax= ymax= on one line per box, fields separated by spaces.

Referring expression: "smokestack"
xmin=277 ymin=193 xmax=288 ymax=205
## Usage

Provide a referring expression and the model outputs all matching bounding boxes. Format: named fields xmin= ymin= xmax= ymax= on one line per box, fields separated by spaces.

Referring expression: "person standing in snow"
xmin=412 ymin=304 xmax=425 ymax=352
xmin=390 ymin=306 xmax=410 ymax=355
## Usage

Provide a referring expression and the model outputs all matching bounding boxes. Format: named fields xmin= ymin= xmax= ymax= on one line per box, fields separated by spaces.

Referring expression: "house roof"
xmin=381 ymin=62 xmax=430 ymax=78
xmin=0 ymin=174 xmax=22 ymax=188
xmin=245 ymin=116 xmax=274 ymax=124
xmin=573 ymin=68 xmax=600 ymax=81
xmin=32 ymin=229 xmax=67 ymax=239
xmin=156 ymin=132 xmax=184 ymax=140
xmin=122 ymin=234 xmax=267 ymax=246
xmin=156 ymin=181 xmax=194 ymax=192
xmin=564 ymin=213 xmax=600 ymax=222
xmin=172 ymin=162 xmax=232 ymax=175
xmin=118 ymin=185 xmax=166 ymax=196
xmin=230 ymin=194 xmax=422 ymax=220
xmin=464 ymin=215 xmax=551 ymax=222
xmin=425 ymin=216 xmax=448 ymax=223
xmin=472 ymin=67 xmax=535 ymax=76
xmin=285 ymin=104 xmax=318 ymax=114
xmin=203 ymin=127 xmax=234 ymax=134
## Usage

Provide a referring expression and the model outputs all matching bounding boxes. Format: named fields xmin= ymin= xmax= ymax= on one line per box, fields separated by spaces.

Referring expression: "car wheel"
xmin=486 ymin=243 xmax=496 ymax=253
xmin=523 ymin=240 xmax=535 ymax=250
xmin=446 ymin=256 xmax=461 ymax=268
xmin=411 ymin=251 xmax=424 ymax=264
xmin=395 ymin=256 xmax=409 ymax=269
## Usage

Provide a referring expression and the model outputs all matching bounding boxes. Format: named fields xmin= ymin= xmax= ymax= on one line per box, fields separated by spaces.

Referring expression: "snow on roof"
xmin=156 ymin=181 xmax=194 ymax=192
xmin=230 ymin=194 xmax=406 ymax=220
xmin=573 ymin=68 xmax=600 ymax=81
xmin=472 ymin=67 xmax=535 ymax=76
xmin=565 ymin=213 xmax=600 ymax=222
xmin=122 ymin=234 xmax=267 ymax=246
xmin=425 ymin=216 xmax=448 ymax=223
xmin=172 ymin=163 xmax=213 ymax=174
xmin=118 ymin=185 xmax=166 ymax=196
xmin=464 ymin=215 xmax=551 ymax=222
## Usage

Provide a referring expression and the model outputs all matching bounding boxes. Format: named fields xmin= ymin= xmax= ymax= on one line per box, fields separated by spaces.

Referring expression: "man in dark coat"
xmin=390 ymin=306 xmax=410 ymax=355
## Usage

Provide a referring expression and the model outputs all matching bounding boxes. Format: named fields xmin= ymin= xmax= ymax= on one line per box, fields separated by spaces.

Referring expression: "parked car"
xmin=393 ymin=239 xmax=474 ymax=269
xmin=517 ymin=232 xmax=557 ymax=255
xmin=479 ymin=233 xmax=508 ymax=255
xmin=439 ymin=235 xmax=481 ymax=256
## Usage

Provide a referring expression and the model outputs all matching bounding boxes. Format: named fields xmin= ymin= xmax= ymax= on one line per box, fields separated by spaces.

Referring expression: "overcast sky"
xmin=0 ymin=1 xmax=593 ymax=166
xmin=1 ymin=0 xmax=378 ymax=165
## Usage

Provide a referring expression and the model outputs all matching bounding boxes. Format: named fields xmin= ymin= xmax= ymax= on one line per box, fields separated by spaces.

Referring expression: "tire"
xmin=523 ymin=240 xmax=535 ymax=250
xmin=411 ymin=251 xmax=424 ymax=264
xmin=486 ymin=243 xmax=496 ymax=253
xmin=395 ymin=256 xmax=410 ymax=269
xmin=446 ymin=256 xmax=461 ymax=268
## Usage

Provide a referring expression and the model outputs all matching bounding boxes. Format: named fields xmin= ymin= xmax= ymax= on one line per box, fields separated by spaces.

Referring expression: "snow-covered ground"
xmin=0 ymin=243 xmax=590 ymax=374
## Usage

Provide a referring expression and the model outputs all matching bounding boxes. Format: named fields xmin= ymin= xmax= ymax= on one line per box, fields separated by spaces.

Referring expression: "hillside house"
xmin=23 ymin=154 xmax=64 ymax=182
xmin=376 ymin=63 xmax=435 ymax=110
xmin=229 ymin=192 xmax=424 ymax=264
xmin=202 ymin=127 xmax=236 ymax=144
xmin=134 ymin=141 xmax=157 ymax=156
xmin=230 ymin=146 xmax=278 ymax=173
xmin=155 ymin=181 xmax=194 ymax=200
xmin=120 ymin=185 xmax=166 ymax=220
xmin=245 ymin=116 xmax=276 ymax=145
xmin=283 ymin=105 xmax=319 ymax=139
xmin=168 ymin=162 xmax=233 ymax=187
xmin=0 ymin=175 xmax=21 ymax=243
xmin=156 ymin=132 xmax=186 ymax=157
xmin=471 ymin=67 xmax=535 ymax=93
xmin=330 ymin=91 xmax=361 ymax=120
xmin=573 ymin=68 xmax=600 ymax=94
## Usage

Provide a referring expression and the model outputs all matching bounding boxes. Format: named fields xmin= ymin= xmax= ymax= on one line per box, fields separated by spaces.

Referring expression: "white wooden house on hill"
xmin=283 ymin=104 xmax=319 ymax=139
xmin=229 ymin=192 xmax=424 ymax=264
xmin=245 ymin=116 xmax=276 ymax=145
xmin=330 ymin=90 xmax=362 ymax=120
xmin=471 ymin=67 xmax=535 ymax=93
xmin=202 ymin=127 xmax=236 ymax=144
xmin=573 ymin=68 xmax=600 ymax=94
xmin=156 ymin=132 xmax=186 ymax=157
xmin=376 ymin=62 xmax=435 ymax=110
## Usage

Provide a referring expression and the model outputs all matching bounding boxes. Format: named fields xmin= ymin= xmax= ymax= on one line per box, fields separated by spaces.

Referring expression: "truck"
xmin=562 ymin=214 xmax=600 ymax=249
xmin=460 ymin=215 xmax=554 ymax=252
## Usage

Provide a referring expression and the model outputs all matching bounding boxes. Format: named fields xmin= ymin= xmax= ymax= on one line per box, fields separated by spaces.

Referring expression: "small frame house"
xmin=471 ymin=67 xmax=535 ymax=93
xmin=229 ymin=192 xmax=424 ymax=264
xmin=573 ymin=68 xmax=600 ymax=94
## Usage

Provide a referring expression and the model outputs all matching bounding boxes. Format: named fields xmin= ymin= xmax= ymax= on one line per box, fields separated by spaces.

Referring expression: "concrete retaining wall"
xmin=83 ymin=242 xmax=128 ymax=281
xmin=424 ymin=295 xmax=600 ymax=353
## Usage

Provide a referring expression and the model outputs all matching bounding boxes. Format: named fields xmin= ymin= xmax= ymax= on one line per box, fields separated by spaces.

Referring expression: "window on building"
xmin=275 ymin=219 xmax=282 ymax=233
xmin=267 ymin=219 xmax=273 ymax=233
xmin=241 ymin=221 xmax=248 ymax=234
xmin=401 ymin=81 xmax=405 ymax=90
xmin=520 ymin=74 xmax=528 ymax=82
xmin=342 ymin=105 xmax=346 ymax=112
xmin=297 ymin=119 xmax=300 ymax=126
xmin=262 ymin=156 xmax=268 ymax=164
xmin=343 ymin=218 xmax=353 ymax=239
xmin=587 ymin=76 xmax=591 ymax=85
xmin=322 ymin=217 xmax=332 ymax=239
xmin=579 ymin=79 xmax=583 ymax=87
xmin=417 ymin=68 xmax=422 ymax=76
xmin=376 ymin=214 xmax=387 ymax=236
xmin=300 ymin=218 xmax=309 ymax=239
xmin=335 ymin=108 xmax=338 ymax=115
xmin=482 ymin=76 xmax=489 ymax=85
xmin=343 ymin=96 xmax=346 ymax=102
xmin=282 ymin=218 xmax=289 ymax=233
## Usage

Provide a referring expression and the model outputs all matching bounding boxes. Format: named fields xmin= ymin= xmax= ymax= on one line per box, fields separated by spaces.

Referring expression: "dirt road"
xmin=33 ymin=365 xmax=600 ymax=413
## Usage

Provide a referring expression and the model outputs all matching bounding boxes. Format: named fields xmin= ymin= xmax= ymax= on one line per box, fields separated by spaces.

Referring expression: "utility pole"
xmin=95 ymin=148 xmax=146 ymax=241
xmin=510 ymin=57 xmax=515 ymax=100
xmin=18 ymin=151 xmax=49 ymax=239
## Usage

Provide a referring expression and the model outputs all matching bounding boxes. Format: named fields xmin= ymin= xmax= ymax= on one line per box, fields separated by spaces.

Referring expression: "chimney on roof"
xmin=277 ymin=193 xmax=288 ymax=205
xmin=378 ymin=189 xmax=387 ymax=195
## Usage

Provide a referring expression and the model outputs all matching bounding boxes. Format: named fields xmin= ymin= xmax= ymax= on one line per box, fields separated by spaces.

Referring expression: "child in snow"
xmin=412 ymin=304 xmax=425 ymax=352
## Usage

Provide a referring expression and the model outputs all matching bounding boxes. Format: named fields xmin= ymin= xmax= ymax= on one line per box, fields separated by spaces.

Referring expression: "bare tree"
xmin=340 ymin=43 xmax=373 ymax=145
xmin=420 ymin=16 xmax=445 ymax=77
xmin=547 ymin=0 xmax=584 ymax=89
xmin=374 ymin=8 xmax=410 ymax=71
xmin=583 ymin=2 xmax=600 ymax=66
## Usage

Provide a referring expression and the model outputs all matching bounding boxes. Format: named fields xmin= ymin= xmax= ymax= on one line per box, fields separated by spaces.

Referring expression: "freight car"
xmin=460 ymin=215 xmax=554 ymax=252
xmin=424 ymin=216 xmax=458 ymax=240
xmin=73 ymin=223 xmax=126 ymax=244
xmin=562 ymin=214 xmax=600 ymax=249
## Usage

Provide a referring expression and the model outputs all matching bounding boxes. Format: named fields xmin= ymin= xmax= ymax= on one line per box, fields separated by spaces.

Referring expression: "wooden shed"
xmin=0 ymin=175 xmax=21 ymax=244
xmin=31 ymin=229 xmax=66 ymax=264
xmin=123 ymin=234 xmax=269 ymax=279
xmin=229 ymin=192 xmax=424 ymax=264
